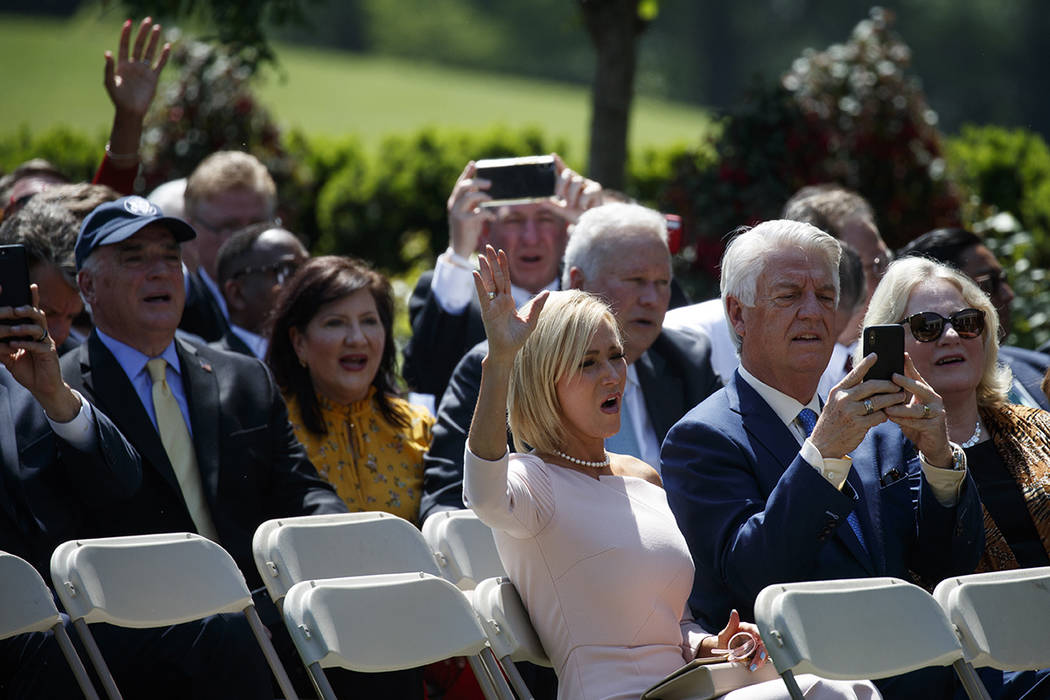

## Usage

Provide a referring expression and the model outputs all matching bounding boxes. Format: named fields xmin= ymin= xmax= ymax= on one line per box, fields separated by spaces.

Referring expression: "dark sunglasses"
xmin=899 ymin=308 xmax=986 ymax=343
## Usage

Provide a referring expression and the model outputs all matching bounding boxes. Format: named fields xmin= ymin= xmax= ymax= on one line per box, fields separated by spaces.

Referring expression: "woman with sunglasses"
xmin=863 ymin=256 xmax=1050 ymax=573
xmin=466 ymin=246 xmax=875 ymax=700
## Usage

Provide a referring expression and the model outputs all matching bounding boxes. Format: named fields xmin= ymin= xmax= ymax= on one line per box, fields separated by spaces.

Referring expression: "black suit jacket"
xmin=209 ymin=329 xmax=256 ymax=358
xmin=0 ymin=368 xmax=141 ymax=576
xmin=60 ymin=333 xmax=346 ymax=589
xmin=179 ymin=271 xmax=229 ymax=343
xmin=402 ymin=269 xmax=490 ymax=398
xmin=418 ymin=326 xmax=722 ymax=522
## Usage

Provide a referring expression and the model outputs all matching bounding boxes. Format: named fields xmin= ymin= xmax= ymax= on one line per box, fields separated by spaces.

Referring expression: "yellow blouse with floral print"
xmin=285 ymin=387 xmax=434 ymax=523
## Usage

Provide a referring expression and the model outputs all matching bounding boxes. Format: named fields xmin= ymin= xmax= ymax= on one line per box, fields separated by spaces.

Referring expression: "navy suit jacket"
xmin=0 ymin=368 xmax=141 ymax=576
xmin=999 ymin=344 xmax=1050 ymax=409
xmin=661 ymin=371 xmax=984 ymax=631
xmin=61 ymin=333 xmax=346 ymax=590
xmin=419 ymin=326 xmax=722 ymax=522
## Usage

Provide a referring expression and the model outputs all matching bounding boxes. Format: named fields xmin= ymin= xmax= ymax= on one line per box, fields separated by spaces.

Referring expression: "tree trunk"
xmin=581 ymin=0 xmax=647 ymax=191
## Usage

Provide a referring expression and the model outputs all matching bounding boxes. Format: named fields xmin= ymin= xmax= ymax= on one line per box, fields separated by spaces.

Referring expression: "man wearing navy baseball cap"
xmin=61 ymin=195 xmax=345 ymax=697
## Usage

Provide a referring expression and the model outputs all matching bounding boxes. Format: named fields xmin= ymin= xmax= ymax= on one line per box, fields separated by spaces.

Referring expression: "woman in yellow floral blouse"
xmin=268 ymin=256 xmax=434 ymax=524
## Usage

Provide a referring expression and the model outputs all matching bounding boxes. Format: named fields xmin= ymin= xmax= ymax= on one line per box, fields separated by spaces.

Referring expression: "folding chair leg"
xmin=478 ymin=648 xmax=516 ymax=700
xmin=952 ymin=659 xmax=993 ymax=700
xmin=468 ymin=654 xmax=502 ymax=700
xmin=243 ymin=605 xmax=299 ymax=700
xmin=72 ymin=619 xmax=123 ymax=700
xmin=780 ymin=669 xmax=806 ymax=700
xmin=52 ymin=622 xmax=101 ymax=700
xmin=307 ymin=662 xmax=338 ymax=700
xmin=498 ymin=654 xmax=535 ymax=700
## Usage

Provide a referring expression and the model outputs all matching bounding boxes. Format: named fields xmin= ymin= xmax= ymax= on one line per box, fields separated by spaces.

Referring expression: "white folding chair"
xmin=422 ymin=509 xmax=507 ymax=590
xmin=284 ymin=572 xmax=503 ymax=700
xmin=754 ymin=577 xmax=990 ymax=700
xmin=253 ymin=512 xmax=441 ymax=606
xmin=0 ymin=551 xmax=100 ymax=699
xmin=50 ymin=532 xmax=298 ymax=700
xmin=934 ymin=566 xmax=1050 ymax=674
xmin=253 ymin=512 xmax=514 ymax=700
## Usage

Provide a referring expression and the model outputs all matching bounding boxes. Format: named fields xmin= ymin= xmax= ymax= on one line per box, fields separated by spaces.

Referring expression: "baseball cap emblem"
xmin=123 ymin=196 xmax=157 ymax=216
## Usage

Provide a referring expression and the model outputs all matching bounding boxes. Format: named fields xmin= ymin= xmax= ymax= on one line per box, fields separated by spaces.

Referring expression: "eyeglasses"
xmin=232 ymin=260 xmax=300 ymax=284
xmin=974 ymin=270 xmax=1006 ymax=298
xmin=899 ymin=308 xmax=985 ymax=343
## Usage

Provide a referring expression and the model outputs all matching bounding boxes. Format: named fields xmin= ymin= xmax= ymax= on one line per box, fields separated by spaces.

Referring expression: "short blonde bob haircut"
xmin=860 ymin=256 xmax=1011 ymax=409
xmin=508 ymin=290 xmax=620 ymax=454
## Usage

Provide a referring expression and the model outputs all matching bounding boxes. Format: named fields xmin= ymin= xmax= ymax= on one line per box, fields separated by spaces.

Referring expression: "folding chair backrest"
xmin=472 ymin=576 xmax=551 ymax=667
xmin=51 ymin=533 xmax=251 ymax=626
xmin=934 ymin=566 xmax=1050 ymax=671
xmin=755 ymin=577 xmax=964 ymax=681
xmin=0 ymin=551 xmax=64 ymax=638
xmin=0 ymin=552 xmax=101 ymax=700
xmin=253 ymin=512 xmax=440 ymax=607
xmin=51 ymin=533 xmax=299 ymax=700
xmin=422 ymin=510 xmax=506 ymax=590
xmin=283 ymin=572 xmax=490 ymax=673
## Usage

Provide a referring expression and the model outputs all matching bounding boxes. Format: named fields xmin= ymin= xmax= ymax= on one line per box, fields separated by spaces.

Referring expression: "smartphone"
xmin=475 ymin=155 xmax=556 ymax=206
xmin=862 ymin=324 xmax=904 ymax=382
xmin=0 ymin=244 xmax=34 ymax=340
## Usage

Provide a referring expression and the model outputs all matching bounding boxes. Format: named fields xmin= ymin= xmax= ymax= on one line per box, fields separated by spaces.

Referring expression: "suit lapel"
xmin=84 ymin=334 xmax=181 ymax=493
xmin=176 ymin=340 xmax=221 ymax=506
xmin=635 ymin=347 xmax=677 ymax=441
xmin=733 ymin=372 xmax=878 ymax=573
xmin=732 ymin=373 xmax=800 ymax=475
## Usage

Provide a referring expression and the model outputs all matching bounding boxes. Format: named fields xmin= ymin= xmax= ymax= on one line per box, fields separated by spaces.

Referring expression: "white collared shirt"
xmin=431 ymin=247 xmax=558 ymax=314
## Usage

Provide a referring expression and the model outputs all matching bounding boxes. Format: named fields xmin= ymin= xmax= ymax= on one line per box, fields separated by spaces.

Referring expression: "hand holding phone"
xmin=475 ymin=155 xmax=556 ymax=206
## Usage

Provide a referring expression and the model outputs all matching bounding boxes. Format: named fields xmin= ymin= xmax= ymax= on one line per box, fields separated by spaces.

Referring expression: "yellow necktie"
xmin=146 ymin=358 xmax=219 ymax=541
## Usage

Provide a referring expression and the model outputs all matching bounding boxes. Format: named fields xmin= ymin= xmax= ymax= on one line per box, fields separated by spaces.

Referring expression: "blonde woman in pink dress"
xmin=464 ymin=247 xmax=878 ymax=700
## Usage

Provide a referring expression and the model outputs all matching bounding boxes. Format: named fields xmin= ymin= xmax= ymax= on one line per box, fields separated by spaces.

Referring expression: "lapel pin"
xmin=200 ymin=361 xmax=213 ymax=373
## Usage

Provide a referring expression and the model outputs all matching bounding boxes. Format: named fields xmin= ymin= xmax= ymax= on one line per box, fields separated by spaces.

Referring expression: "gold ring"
xmin=922 ymin=403 xmax=931 ymax=419
xmin=863 ymin=398 xmax=874 ymax=416
xmin=487 ymin=291 xmax=496 ymax=300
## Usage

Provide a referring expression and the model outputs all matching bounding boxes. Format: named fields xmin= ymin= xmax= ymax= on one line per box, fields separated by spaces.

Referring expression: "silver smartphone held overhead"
xmin=475 ymin=155 xmax=556 ymax=207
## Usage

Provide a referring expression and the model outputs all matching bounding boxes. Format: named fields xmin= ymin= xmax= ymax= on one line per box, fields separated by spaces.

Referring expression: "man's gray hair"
xmin=561 ymin=202 xmax=667 ymax=288
xmin=721 ymin=219 xmax=842 ymax=350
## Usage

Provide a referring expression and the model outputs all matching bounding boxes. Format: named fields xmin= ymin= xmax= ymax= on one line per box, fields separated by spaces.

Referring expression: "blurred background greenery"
xmin=2 ymin=1 xmax=1049 ymax=347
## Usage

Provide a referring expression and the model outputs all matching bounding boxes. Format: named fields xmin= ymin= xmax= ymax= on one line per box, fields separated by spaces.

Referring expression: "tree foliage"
xmin=113 ymin=0 xmax=311 ymax=70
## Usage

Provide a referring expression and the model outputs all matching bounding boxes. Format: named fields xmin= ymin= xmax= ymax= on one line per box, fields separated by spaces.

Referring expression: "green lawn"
xmin=0 ymin=10 xmax=713 ymax=156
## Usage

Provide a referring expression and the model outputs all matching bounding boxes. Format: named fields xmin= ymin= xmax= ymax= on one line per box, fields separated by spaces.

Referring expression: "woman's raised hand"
xmin=473 ymin=245 xmax=548 ymax=363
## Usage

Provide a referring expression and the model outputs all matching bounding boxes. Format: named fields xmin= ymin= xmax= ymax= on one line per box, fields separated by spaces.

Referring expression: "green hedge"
xmin=3 ymin=118 xmax=1050 ymax=347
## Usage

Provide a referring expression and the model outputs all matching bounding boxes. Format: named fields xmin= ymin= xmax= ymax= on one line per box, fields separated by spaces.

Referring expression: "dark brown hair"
xmin=267 ymin=255 xmax=406 ymax=434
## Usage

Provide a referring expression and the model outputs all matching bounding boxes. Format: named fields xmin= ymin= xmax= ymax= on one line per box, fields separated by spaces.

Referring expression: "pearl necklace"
xmin=960 ymin=420 xmax=982 ymax=449
xmin=553 ymin=449 xmax=610 ymax=469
